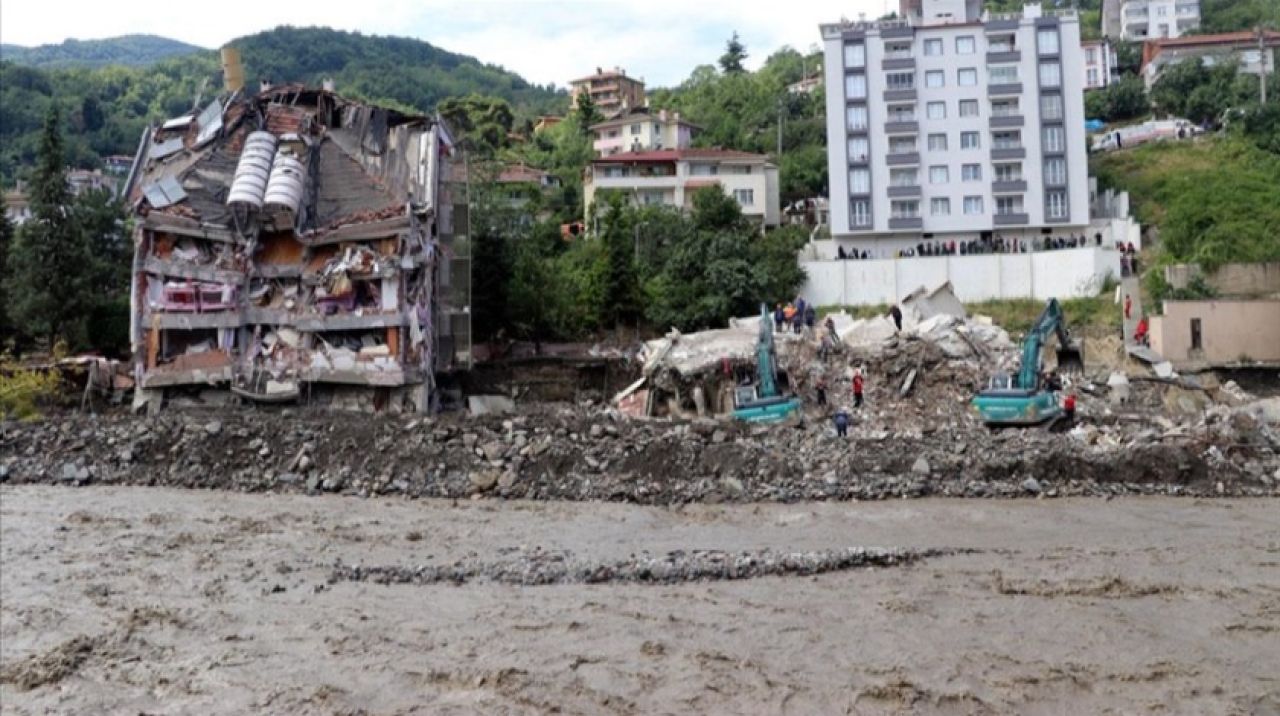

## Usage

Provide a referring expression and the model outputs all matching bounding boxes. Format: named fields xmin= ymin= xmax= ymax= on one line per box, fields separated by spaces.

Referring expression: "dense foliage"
xmin=1085 ymin=76 xmax=1149 ymax=122
xmin=471 ymin=181 xmax=808 ymax=342
xmin=1195 ymin=0 xmax=1280 ymax=34
xmin=1150 ymin=57 xmax=1276 ymax=126
xmin=3 ymin=108 xmax=130 ymax=353
xmin=0 ymin=34 xmax=203 ymax=68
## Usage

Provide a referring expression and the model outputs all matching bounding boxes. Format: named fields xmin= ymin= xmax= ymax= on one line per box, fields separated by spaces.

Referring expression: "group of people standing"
xmin=834 ymin=233 xmax=1105 ymax=261
xmin=1119 ymin=242 xmax=1141 ymax=277
xmin=774 ymin=297 xmax=816 ymax=335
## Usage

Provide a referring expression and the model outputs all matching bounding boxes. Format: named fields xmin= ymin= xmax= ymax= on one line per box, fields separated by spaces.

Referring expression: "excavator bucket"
xmin=1055 ymin=339 xmax=1085 ymax=375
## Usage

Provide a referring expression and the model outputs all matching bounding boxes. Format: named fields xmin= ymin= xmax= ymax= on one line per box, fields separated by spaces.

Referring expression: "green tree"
xmin=0 ymin=213 xmax=13 ymax=346
xmin=597 ymin=194 xmax=640 ymax=327
xmin=438 ymin=94 xmax=515 ymax=156
xmin=572 ymin=90 xmax=602 ymax=131
xmin=5 ymin=106 xmax=93 ymax=347
xmin=719 ymin=32 xmax=748 ymax=74
xmin=1085 ymin=76 xmax=1149 ymax=121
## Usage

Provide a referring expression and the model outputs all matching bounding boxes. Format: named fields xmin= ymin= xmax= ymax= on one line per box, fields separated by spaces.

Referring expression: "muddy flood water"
xmin=2 ymin=486 xmax=1278 ymax=715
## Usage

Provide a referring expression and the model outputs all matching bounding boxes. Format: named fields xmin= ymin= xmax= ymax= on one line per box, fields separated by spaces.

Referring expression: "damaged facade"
xmin=125 ymin=84 xmax=467 ymax=411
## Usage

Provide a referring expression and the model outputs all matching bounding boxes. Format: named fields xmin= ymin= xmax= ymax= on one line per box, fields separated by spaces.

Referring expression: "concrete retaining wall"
xmin=1165 ymin=262 xmax=1280 ymax=298
xmin=800 ymin=247 xmax=1120 ymax=306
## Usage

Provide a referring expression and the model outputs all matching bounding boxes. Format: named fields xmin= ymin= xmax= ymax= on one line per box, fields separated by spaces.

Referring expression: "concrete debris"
xmin=1153 ymin=362 xmax=1176 ymax=379
xmin=468 ymin=395 xmax=516 ymax=417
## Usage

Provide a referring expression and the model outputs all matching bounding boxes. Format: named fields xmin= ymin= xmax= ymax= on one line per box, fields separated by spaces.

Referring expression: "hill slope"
xmin=0 ymin=34 xmax=204 ymax=68
xmin=0 ymin=26 xmax=565 ymax=184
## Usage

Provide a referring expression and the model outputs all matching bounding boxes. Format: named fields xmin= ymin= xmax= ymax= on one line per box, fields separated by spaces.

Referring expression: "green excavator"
xmin=732 ymin=304 xmax=803 ymax=423
xmin=972 ymin=298 xmax=1083 ymax=426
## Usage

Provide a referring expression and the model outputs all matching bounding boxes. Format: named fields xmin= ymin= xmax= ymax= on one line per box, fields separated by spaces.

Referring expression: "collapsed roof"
xmin=127 ymin=84 xmax=455 ymax=239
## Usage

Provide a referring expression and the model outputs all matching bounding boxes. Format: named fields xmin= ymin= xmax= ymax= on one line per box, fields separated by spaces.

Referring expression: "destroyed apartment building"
xmin=124 ymin=80 xmax=469 ymax=412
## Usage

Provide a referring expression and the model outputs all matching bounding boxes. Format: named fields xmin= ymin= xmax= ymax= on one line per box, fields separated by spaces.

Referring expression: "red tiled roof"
xmin=1143 ymin=30 xmax=1280 ymax=67
xmin=593 ymin=148 xmax=767 ymax=164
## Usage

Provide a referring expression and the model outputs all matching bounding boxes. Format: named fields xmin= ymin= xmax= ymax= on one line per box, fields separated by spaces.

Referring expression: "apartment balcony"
xmin=989 ymin=113 xmax=1024 ymax=128
xmin=848 ymin=152 xmax=871 ymax=166
xmin=882 ymin=56 xmax=916 ymax=70
xmin=993 ymin=212 xmax=1030 ymax=225
xmin=991 ymin=179 xmax=1028 ymax=193
xmin=988 ymin=82 xmax=1023 ymax=96
xmin=990 ymin=145 xmax=1026 ymax=160
xmin=881 ymin=25 xmax=915 ymax=39
xmin=985 ymin=18 xmax=1020 ymax=31
xmin=884 ymin=119 xmax=919 ymax=133
xmin=1044 ymin=175 xmax=1069 ymax=188
xmin=887 ymin=184 xmax=922 ymax=198
xmin=591 ymin=175 xmax=680 ymax=190
xmin=986 ymin=49 xmax=1022 ymax=63
xmin=884 ymin=88 xmax=918 ymax=102
xmin=888 ymin=216 xmax=923 ymax=229
xmin=885 ymin=152 xmax=921 ymax=166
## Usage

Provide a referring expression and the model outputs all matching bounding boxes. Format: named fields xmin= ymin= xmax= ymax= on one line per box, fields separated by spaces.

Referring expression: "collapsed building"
xmin=123 ymin=82 xmax=469 ymax=412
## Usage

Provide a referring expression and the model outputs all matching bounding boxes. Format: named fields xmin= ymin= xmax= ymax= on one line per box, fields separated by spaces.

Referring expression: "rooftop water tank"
xmin=227 ymin=131 xmax=277 ymax=208
xmin=263 ymin=150 xmax=305 ymax=214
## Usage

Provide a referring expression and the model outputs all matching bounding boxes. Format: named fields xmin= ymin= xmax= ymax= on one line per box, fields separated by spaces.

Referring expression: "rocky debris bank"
xmin=331 ymin=547 xmax=956 ymax=586
xmin=2 ymin=404 xmax=1276 ymax=502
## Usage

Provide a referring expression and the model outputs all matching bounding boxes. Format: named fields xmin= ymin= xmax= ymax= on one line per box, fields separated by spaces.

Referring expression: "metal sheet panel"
xmin=194 ymin=99 xmax=223 ymax=147
xmin=142 ymin=175 xmax=188 ymax=208
xmin=150 ymin=137 xmax=186 ymax=160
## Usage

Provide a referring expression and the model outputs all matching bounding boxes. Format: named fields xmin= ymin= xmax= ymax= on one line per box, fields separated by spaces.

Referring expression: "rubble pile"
xmin=331 ymin=546 xmax=956 ymax=587
xmin=2 ymin=399 xmax=1276 ymax=502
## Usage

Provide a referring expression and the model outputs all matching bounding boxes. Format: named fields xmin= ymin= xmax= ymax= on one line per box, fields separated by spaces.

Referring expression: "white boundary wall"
xmin=801 ymin=246 xmax=1120 ymax=306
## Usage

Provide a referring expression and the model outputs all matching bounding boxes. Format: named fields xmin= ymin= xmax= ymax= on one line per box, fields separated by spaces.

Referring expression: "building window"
xmin=1040 ymin=94 xmax=1064 ymax=120
xmin=845 ymin=73 xmax=867 ymax=99
xmin=992 ymin=99 xmax=1019 ymax=117
xmin=962 ymin=163 xmax=982 ymax=181
xmin=1190 ymin=318 xmax=1202 ymax=350
xmin=690 ymin=164 xmax=717 ymax=176
xmin=989 ymin=65 xmax=1019 ymax=84
xmin=960 ymin=131 xmax=980 ymax=149
xmin=848 ymin=136 xmax=869 ymax=162
xmin=641 ymin=191 xmax=666 ymax=206
xmin=929 ymin=165 xmax=949 ymax=183
xmin=928 ymin=133 xmax=948 ymax=151
xmin=603 ymin=166 xmax=627 ymax=178
xmin=956 ymin=36 xmax=976 ymax=54
xmin=994 ymin=162 xmax=1021 ymax=181
xmin=1039 ymin=62 xmax=1062 ymax=87
xmin=959 ymin=99 xmax=979 ymax=117
xmin=887 ymin=72 xmax=915 ymax=90
xmin=1086 ymin=48 xmax=1097 ymax=63
xmin=733 ymin=188 xmax=754 ymax=206
xmin=963 ymin=196 xmax=983 ymax=214
xmin=890 ymin=168 xmax=918 ymax=187
xmin=889 ymin=104 xmax=916 ymax=122
xmin=958 ymin=68 xmax=978 ymax=86
xmin=1047 ymin=190 xmax=1067 ymax=218
xmin=927 ymin=101 xmax=946 ymax=119
xmin=890 ymin=136 xmax=917 ymax=154
xmin=993 ymin=131 xmax=1020 ymax=149
xmin=1157 ymin=5 xmax=1167 ymax=16
xmin=931 ymin=197 xmax=951 ymax=215
xmin=995 ymin=196 xmax=1023 ymax=215
xmin=891 ymin=200 xmax=920 ymax=219
xmin=844 ymin=42 xmax=866 ymax=68
xmin=846 ymin=105 xmax=869 ymax=131
xmin=1037 ymin=29 xmax=1060 ymax=55
xmin=849 ymin=168 xmax=871 ymax=193
xmin=851 ymin=199 xmax=871 ymax=226
xmin=885 ymin=42 xmax=912 ymax=59
xmin=1044 ymin=157 xmax=1067 ymax=184
xmin=1087 ymin=68 xmax=1099 ymax=86
xmin=925 ymin=70 xmax=945 ymax=88
xmin=631 ymin=123 xmax=642 ymax=135
xmin=924 ymin=38 xmax=944 ymax=56
xmin=1043 ymin=125 xmax=1065 ymax=153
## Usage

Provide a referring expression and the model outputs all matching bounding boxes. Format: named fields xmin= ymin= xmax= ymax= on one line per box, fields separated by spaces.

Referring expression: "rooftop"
xmin=1142 ymin=30 xmax=1280 ymax=66
xmin=593 ymin=148 xmax=770 ymax=164
xmin=588 ymin=107 xmax=701 ymax=132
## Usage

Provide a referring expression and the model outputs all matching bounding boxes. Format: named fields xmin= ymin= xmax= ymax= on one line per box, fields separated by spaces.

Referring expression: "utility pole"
xmin=776 ymin=98 xmax=784 ymax=157
xmin=1259 ymin=26 xmax=1268 ymax=104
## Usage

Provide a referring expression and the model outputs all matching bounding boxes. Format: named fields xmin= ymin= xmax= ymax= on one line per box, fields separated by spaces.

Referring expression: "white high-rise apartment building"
xmin=821 ymin=0 xmax=1089 ymax=249
xmin=1103 ymin=0 xmax=1200 ymax=40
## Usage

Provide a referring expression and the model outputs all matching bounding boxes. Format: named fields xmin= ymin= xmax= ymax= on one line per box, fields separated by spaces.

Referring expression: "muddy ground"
xmin=2 ymin=486 xmax=1278 ymax=715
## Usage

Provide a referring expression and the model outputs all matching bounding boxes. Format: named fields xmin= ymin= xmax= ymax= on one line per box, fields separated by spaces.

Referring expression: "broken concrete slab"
xmin=468 ymin=395 xmax=516 ymax=417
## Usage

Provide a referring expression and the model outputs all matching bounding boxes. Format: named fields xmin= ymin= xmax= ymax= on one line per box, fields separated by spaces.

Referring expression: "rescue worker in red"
xmin=852 ymin=368 xmax=865 ymax=408
xmin=1133 ymin=315 xmax=1149 ymax=346
xmin=1063 ymin=393 xmax=1077 ymax=422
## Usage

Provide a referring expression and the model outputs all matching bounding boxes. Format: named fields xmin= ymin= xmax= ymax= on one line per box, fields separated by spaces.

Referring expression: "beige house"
xmin=589 ymin=108 xmax=699 ymax=157
xmin=1149 ymin=300 xmax=1280 ymax=368
xmin=569 ymin=67 xmax=646 ymax=118
xmin=584 ymin=148 xmax=780 ymax=226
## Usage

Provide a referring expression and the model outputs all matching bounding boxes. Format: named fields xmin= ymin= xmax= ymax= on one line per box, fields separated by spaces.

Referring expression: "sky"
xmin=0 ymin=0 xmax=887 ymax=88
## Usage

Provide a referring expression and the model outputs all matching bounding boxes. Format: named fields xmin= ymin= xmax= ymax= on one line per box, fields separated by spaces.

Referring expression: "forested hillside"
xmin=0 ymin=34 xmax=204 ymax=68
xmin=0 ymin=27 xmax=565 ymax=184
